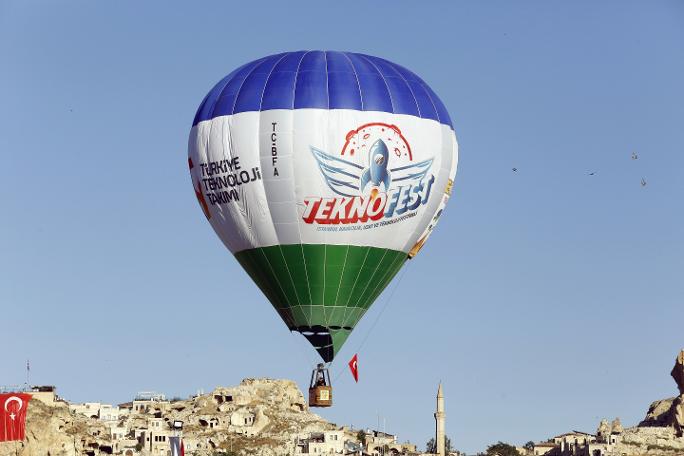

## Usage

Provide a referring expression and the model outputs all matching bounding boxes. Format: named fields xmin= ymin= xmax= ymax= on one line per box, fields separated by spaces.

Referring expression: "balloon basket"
xmin=308 ymin=363 xmax=333 ymax=408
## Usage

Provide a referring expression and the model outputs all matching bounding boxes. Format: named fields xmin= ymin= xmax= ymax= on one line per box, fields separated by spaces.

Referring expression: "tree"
xmin=486 ymin=442 xmax=520 ymax=456
xmin=357 ymin=430 xmax=367 ymax=447
xmin=523 ymin=441 xmax=535 ymax=451
xmin=426 ymin=438 xmax=436 ymax=453
xmin=425 ymin=436 xmax=452 ymax=453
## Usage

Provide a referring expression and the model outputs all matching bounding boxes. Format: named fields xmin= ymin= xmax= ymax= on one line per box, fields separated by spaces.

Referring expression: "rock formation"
xmin=639 ymin=349 xmax=684 ymax=437
xmin=0 ymin=378 xmax=338 ymax=456
xmin=611 ymin=417 xmax=623 ymax=434
xmin=597 ymin=419 xmax=610 ymax=440
xmin=0 ymin=399 xmax=110 ymax=456
xmin=671 ymin=350 xmax=684 ymax=437
xmin=672 ymin=350 xmax=684 ymax=396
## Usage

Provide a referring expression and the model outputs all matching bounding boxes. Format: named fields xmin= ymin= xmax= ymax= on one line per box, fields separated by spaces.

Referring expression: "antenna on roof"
xmin=26 ymin=360 xmax=30 ymax=387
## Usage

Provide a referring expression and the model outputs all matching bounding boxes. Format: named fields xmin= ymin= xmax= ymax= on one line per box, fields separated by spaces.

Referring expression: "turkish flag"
xmin=0 ymin=393 xmax=31 ymax=442
xmin=170 ymin=436 xmax=185 ymax=456
xmin=348 ymin=354 xmax=359 ymax=383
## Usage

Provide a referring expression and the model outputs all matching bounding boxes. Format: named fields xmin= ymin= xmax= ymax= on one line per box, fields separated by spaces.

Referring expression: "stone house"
xmin=553 ymin=431 xmax=595 ymax=455
xmin=296 ymin=430 xmax=346 ymax=454
xmin=132 ymin=391 xmax=168 ymax=414
xmin=71 ymin=402 xmax=111 ymax=419
xmin=533 ymin=442 xmax=558 ymax=455
xmin=139 ymin=418 xmax=173 ymax=456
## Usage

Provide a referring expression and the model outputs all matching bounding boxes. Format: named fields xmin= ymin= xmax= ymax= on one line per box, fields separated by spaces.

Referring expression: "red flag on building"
xmin=0 ymin=393 xmax=31 ymax=442
xmin=348 ymin=354 xmax=359 ymax=382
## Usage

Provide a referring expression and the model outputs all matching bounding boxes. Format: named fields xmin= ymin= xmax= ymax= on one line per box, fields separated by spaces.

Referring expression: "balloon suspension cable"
xmin=332 ymin=262 xmax=410 ymax=382
xmin=290 ymin=330 xmax=320 ymax=370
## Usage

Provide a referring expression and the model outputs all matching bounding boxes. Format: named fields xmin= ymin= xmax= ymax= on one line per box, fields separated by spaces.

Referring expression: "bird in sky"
xmin=632 ymin=152 xmax=638 ymax=160
xmin=641 ymin=178 xmax=647 ymax=187
xmin=588 ymin=172 xmax=596 ymax=176
xmin=512 ymin=167 xmax=517 ymax=172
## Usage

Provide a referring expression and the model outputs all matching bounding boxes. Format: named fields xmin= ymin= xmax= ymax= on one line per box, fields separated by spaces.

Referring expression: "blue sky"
xmin=1 ymin=1 xmax=683 ymax=453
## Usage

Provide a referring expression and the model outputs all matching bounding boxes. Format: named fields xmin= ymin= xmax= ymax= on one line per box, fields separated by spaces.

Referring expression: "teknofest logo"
xmin=303 ymin=123 xmax=435 ymax=226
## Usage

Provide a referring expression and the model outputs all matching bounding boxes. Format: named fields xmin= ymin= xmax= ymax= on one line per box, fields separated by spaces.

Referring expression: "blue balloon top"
xmin=192 ymin=51 xmax=453 ymax=129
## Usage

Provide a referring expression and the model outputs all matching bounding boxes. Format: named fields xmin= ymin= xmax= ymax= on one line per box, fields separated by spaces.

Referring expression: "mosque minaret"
xmin=435 ymin=383 xmax=446 ymax=456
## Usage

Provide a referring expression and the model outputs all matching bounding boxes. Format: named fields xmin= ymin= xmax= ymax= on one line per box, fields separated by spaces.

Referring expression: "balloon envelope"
xmin=189 ymin=51 xmax=458 ymax=362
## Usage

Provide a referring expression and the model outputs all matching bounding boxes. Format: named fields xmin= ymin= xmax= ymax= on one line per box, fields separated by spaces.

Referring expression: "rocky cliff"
xmin=0 ymin=379 xmax=336 ymax=456
xmin=0 ymin=399 xmax=111 ymax=456
xmin=639 ymin=350 xmax=684 ymax=437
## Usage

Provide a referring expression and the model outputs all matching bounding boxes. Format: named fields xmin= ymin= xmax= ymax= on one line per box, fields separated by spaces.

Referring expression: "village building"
xmin=581 ymin=418 xmax=624 ymax=456
xmin=295 ymin=430 xmax=346 ymax=454
xmin=530 ymin=418 xmax=626 ymax=456
xmin=132 ymin=391 xmax=168 ymax=414
xmin=230 ymin=409 xmax=255 ymax=428
xmin=294 ymin=428 xmax=416 ymax=456
xmin=109 ymin=426 xmax=138 ymax=454
xmin=553 ymin=431 xmax=595 ymax=454
xmin=69 ymin=401 xmax=122 ymax=423
xmin=28 ymin=385 xmax=59 ymax=405
xmin=99 ymin=404 xmax=121 ymax=422
xmin=532 ymin=442 xmax=558 ymax=455
xmin=138 ymin=418 xmax=174 ymax=456
xmin=70 ymin=402 xmax=109 ymax=419
xmin=0 ymin=384 xmax=60 ymax=405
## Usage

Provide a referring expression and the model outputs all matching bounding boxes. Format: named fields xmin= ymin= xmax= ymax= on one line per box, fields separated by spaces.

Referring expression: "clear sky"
xmin=1 ymin=1 xmax=683 ymax=453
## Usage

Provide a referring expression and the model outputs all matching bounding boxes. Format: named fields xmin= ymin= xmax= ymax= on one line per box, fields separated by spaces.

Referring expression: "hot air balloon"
xmin=188 ymin=51 xmax=458 ymax=406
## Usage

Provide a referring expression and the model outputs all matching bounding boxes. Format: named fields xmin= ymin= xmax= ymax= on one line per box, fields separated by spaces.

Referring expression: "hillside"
xmin=0 ymin=379 xmax=343 ymax=456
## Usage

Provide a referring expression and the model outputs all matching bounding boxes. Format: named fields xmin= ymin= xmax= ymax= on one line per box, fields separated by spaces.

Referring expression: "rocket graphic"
xmin=360 ymin=139 xmax=392 ymax=192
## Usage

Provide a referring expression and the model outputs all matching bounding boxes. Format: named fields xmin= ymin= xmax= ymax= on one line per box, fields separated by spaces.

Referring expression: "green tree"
xmin=357 ymin=430 xmax=367 ymax=447
xmin=427 ymin=438 xmax=436 ymax=453
xmin=523 ymin=441 xmax=535 ymax=451
xmin=425 ymin=436 xmax=452 ymax=453
xmin=486 ymin=441 xmax=520 ymax=456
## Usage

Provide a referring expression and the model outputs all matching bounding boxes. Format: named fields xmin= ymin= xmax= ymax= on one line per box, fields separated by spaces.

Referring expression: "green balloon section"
xmin=235 ymin=244 xmax=406 ymax=362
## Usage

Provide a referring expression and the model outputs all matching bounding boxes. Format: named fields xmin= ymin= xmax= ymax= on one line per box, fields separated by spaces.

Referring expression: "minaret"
xmin=435 ymin=383 xmax=446 ymax=456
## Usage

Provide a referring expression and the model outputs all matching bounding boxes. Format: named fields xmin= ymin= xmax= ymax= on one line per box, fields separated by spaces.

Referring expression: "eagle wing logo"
xmin=311 ymin=147 xmax=364 ymax=197
xmin=312 ymin=139 xmax=433 ymax=198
